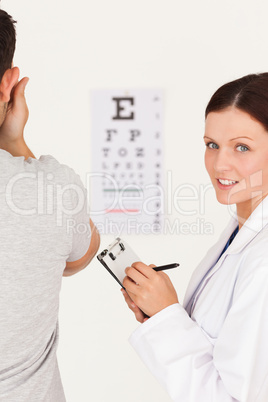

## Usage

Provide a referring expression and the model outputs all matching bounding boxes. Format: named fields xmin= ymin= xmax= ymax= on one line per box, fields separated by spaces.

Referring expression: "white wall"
xmin=2 ymin=0 xmax=268 ymax=400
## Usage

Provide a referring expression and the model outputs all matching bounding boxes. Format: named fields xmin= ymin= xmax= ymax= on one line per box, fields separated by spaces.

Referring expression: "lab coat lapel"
xmin=183 ymin=195 xmax=268 ymax=311
xmin=183 ymin=215 xmax=237 ymax=310
xmin=226 ymin=196 xmax=268 ymax=255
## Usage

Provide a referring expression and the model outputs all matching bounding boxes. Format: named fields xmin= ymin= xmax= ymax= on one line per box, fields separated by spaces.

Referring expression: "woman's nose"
xmin=213 ymin=149 xmax=232 ymax=173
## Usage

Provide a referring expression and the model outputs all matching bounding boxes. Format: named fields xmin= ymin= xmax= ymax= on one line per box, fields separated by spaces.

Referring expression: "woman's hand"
xmin=121 ymin=288 xmax=149 ymax=323
xmin=122 ymin=262 xmax=179 ymax=318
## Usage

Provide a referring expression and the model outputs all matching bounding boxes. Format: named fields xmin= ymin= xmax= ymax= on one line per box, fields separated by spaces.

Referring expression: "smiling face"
xmin=204 ymin=107 xmax=268 ymax=222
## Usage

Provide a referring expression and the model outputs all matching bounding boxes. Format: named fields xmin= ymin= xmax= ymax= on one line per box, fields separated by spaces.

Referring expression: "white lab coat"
xmin=129 ymin=196 xmax=268 ymax=402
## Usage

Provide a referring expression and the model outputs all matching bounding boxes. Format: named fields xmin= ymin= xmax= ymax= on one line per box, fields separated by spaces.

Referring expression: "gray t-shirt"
xmin=0 ymin=149 xmax=92 ymax=401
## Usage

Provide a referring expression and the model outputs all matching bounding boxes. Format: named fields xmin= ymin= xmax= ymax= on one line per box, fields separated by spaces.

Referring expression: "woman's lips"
xmin=216 ymin=178 xmax=239 ymax=190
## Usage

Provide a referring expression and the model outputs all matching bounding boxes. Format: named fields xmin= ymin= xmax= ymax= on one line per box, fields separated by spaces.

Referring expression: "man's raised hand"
xmin=0 ymin=75 xmax=29 ymax=144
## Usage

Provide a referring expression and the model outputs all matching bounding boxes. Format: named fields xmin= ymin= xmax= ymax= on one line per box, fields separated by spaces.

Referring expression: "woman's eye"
xmin=206 ymin=142 xmax=218 ymax=149
xmin=237 ymin=145 xmax=249 ymax=152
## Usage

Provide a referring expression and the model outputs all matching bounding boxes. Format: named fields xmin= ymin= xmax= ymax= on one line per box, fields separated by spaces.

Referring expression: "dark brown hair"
xmin=205 ymin=73 xmax=268 ymax=131
xmin=0 ymin=9 xmax=16 ymax=82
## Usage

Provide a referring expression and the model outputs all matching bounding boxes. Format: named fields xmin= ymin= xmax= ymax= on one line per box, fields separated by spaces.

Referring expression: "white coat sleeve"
xmin=129 ymin=266 xmax=268 ymax=402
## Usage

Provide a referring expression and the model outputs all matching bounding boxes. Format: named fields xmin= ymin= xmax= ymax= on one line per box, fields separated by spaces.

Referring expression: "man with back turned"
xmin=0 ymin=9 xmax=100 ymax=401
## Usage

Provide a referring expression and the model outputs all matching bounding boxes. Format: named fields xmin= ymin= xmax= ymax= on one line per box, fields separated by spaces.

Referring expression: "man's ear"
xmin=0 ymin=67 xmax=20 ymax=103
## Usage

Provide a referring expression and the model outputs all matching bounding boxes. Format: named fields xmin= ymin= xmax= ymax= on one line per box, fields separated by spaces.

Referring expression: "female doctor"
xmin=122 ymin=73 xmax=268 ymax=402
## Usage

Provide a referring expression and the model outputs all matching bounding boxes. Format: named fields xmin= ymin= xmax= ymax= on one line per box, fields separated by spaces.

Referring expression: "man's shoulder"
xmin=31 ymin=154 xmax=71 ymax=174
xmin=36 ymin=155 xmax=85 ymax=188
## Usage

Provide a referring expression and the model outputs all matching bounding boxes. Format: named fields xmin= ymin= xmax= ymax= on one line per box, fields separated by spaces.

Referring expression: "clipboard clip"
xmin=97 ymin=238 xmax=126 ymax=263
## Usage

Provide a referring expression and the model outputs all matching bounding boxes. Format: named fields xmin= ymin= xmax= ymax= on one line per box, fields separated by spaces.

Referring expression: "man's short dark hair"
xmin=0 ymin=9 xmax=16 ymax=82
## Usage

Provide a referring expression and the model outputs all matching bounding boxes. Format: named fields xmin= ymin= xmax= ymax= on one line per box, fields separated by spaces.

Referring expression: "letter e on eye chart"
xmin=90 ymin=89 xmax=164 ymax=235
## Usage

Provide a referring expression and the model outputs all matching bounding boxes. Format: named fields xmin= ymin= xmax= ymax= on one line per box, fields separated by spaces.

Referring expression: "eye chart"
xmin=90 ymin=89 xmax=164 ymax=235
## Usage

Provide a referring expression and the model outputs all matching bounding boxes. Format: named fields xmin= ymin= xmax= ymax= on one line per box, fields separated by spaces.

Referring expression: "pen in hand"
xmin=128 ymin=263 xmax=180 ymax=319
xmin=153 ymin=263 xmax=179 ymax=272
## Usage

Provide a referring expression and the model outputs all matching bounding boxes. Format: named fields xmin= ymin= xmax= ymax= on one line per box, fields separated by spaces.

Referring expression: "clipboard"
xmin=97 ymin=237 xmax=140 ymax=288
